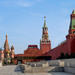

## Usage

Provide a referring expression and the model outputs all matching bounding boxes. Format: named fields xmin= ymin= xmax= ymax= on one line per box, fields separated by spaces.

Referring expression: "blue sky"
xmin=0 ymin=0 xmax=74 ymax=54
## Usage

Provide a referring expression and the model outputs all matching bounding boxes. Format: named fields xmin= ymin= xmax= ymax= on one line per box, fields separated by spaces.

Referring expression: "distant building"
xmin=0 ymin=34 xmax=15 ymax=64
xmin=0 ymin=10 xmax=75 ymax=64
xmin=14 ymin=16 xmax=51 ymax=64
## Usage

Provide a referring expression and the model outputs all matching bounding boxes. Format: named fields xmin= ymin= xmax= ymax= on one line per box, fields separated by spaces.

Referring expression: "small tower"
xmin=4 ymin=34 xmax=11 ymax=64
xmin=66 ymin=10 xmax=75 ymax=54
xmin=0 ymin=48 xmax=4 ymax=61
xmin=11 ymin=45 xmax=15 ymax=58
xmin=40 ymin=16 xmax=51 ymax=54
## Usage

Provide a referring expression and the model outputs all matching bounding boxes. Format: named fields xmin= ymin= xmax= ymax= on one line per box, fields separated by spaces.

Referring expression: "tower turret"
xmin=11 ymin=45 xmax=14 ymax=50
xmin=66 ymin=10 xmax=75 ymax=39
xmin=40 ymin=16 xmax=51 ymax=54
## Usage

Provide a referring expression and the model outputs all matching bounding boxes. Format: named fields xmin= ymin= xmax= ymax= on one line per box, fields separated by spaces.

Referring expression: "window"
xmin=73 ymin=25 xmax=75 ymax=28
xmin=73 ymin=31 xmax=75 ymax=34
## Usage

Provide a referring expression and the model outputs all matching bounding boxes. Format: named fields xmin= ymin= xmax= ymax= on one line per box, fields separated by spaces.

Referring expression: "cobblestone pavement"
xmin=0 ymin=65 xmax=74 ymax=75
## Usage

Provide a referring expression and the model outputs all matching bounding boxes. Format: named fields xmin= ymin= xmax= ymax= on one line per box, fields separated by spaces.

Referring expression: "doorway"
xmin=17 ymin=60 xmax=22 ymax=64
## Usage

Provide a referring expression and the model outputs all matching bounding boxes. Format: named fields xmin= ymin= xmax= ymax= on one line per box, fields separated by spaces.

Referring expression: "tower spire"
xmin=6 ymin=33 xmax=8 ymax=40
xmin=44 ymin=16 xmax=47 ymax=28
xmin=4 ymin=34 xmax=9 ymax=50
xmin=42 ymin=16 xmax=49 ymax=40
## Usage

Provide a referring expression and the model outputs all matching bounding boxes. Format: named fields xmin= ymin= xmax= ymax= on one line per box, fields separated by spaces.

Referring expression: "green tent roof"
xmin=72 ymin=10 xmax=75 ymax=14
xmin=70 ymin=10 xmax=75 ymax=30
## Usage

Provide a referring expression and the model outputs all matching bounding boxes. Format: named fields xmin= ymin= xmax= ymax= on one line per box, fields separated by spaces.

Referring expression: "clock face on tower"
xmin=44 ymin=34 xmax=48 ymax=40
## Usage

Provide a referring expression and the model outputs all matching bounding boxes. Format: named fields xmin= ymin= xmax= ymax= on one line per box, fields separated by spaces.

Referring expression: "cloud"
xmin=0 ymin=1 xmax=32 ymax=7
xmin=17 ymin=1 xmax=34 ymax=7
xmin=0 ymin=0 xmax=43 ymax=7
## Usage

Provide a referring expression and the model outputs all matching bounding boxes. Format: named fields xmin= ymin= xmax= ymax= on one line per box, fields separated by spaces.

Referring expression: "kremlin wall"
xmin=0 ymin=10 xmax=75 ymax=64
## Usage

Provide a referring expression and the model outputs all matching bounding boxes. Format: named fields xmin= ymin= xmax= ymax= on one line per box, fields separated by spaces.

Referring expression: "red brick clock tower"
xmin=40 ymin=16 xmax=51 ymax=54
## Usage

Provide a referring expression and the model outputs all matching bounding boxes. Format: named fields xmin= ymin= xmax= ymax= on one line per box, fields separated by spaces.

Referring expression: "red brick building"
xmin=14 ymin=16 xmax=51 ymax=64
xmin=0 ymin=10 xmax=75 ymax=64
xmin=44 ymin=10 xmax=75 ymax=59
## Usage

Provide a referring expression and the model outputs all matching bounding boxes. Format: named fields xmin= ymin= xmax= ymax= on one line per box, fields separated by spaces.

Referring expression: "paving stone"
xmin=0 ymin=65 xmax=74 ymax=75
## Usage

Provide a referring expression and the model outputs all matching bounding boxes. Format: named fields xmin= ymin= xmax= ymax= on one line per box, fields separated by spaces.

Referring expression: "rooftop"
xmin=28 ymin=45 xmax=38 ymax=48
